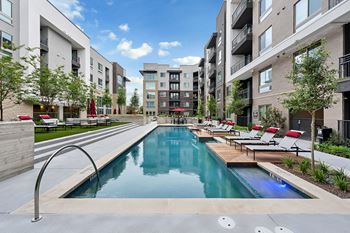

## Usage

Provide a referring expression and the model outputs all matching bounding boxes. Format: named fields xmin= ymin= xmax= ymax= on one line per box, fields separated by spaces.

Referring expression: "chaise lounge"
xmin=225 ymin=125 xmax=263 ymax=145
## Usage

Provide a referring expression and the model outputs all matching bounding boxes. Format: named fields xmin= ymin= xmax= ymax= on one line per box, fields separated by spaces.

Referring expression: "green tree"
xmin=117 ymin=87 xmax=126 ymax=114
xmin=197 ymin=98 xmax=204 ymax=118
xmin=207 ymin=95 xmax=217 ymax=118
xmin=0 ymin=51 xmax=27 ymax=121
xmin=227 ymin=80 xmax=246 ymax=118
xmin=102 ymin=89 xmax=112 ymax=106
xmin=283 ymin=42 xmax=338 ymax=170
xmin=62 ymin=72 xmax=88 ymax=117
xmin=260 ymin=107 xmax=286 ymax=132
xmin=130 ymin=88 xmax=139 ymax=114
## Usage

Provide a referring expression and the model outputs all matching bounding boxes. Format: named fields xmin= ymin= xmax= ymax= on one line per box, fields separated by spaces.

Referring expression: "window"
xmin=146 ymin=101 xmax=155 ymax=108
xmin=259 ymin=0 xmax=272 ymax=19
xmin=160 ymin=72 xmax=166 ymax=78
xmin=159 ymin=92 xmax=167 ymax=98
xmin=183 ymin=82 xmax=190 ymax=89
xmin=97 ymin=97 xmax=104 ymax=115
xmin=170 ymin=92 xmax=179 ymax=100
xmin=184 ymin=73 xmax=189 ymax=78
xmin=218 ymin=31 xmax=222 ymax=47
xmin=294 ymin=44 xmax=320 ymax=76
xmin=217 ymin=90 xmax=222 ymax=101
xmin=184 ymin=92 xmax=190 ymax=98
xmin=98 ymin=78 xmax=103 ymax=88
xmin=146 ymin=82 xmax=156 ymax=90
xmin=98 ymin=63 xmax=103 ymax=73
xmin=259 ymin=67 xmax=272 ymax=93
xmin=90 ymin=74 xmax=93 ymax=83
xmin=117 ymin=75 xmax=124 ymax=86
xmin=161 ymin=101 xmax=167 ymax=108
xmin=146 ymin=91 xmax=156 ymax=99
xmin=218 ymin=50 xmax=222 ymax=65
xmin=259 ymin=27 xmax=272 ymax=54
xmin=0 ymin=0 xmax=12 ymax=24
xmin=170 ymin=73 xmax=179 ymax=81
xmin=183 ymin=102 xmax=190 ymax=108
xmin=226 ymin=85 xmax=231 ymax=97
xmin=159 ymin=82 xmax=166 ymax=88
xmin=170 ymin=83 xmax=179 ymax=91
xmin=1 ymin=31 xmax=12 ymax=50
xmin=217 ymin=71 xmax=222 ymax=83
xmin=90 ymin=57 xmax=93 ymax=68
xmin=294 ymin=0 xmax=322 ymax=29
xmin=258 ymin=105 xmax=271 ymax=121
xmin=144 ymin=73 xmax=156 ymax=81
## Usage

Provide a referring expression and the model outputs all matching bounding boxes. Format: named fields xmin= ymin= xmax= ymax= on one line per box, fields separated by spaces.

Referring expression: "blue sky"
xmin=50 ymin=0 xmax=223 ymax=103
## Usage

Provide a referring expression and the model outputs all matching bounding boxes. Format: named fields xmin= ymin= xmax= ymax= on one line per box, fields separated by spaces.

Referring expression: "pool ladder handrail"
xmin=31 ymin=145 xmax=101 ymax=222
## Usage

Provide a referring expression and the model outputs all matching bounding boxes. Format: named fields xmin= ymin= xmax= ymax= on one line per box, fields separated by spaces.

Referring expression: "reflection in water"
xmin=67 ymin=127 xmax=254 ymax=198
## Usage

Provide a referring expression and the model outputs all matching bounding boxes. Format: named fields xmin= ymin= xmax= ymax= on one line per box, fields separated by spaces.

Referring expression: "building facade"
xmin=112 ymin=62 xmax=130 ymax=115
xmin=0 ymin=0 xmax=129 ymax=121
xmin=141 ymin=63 xmax=199 ymax=116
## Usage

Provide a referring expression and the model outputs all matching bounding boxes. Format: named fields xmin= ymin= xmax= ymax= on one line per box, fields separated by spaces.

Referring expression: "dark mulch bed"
xmin=274 ymin=163 xmax=350 ymax=199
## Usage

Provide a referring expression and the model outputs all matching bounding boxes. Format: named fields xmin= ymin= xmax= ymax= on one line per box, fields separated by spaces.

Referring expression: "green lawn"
xmin=35 ymin=122 xmax=129 ymax=143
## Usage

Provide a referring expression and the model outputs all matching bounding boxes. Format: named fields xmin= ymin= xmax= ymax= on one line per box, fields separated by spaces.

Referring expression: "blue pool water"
xmin=67 ymin=127 xmax=308 ymax=199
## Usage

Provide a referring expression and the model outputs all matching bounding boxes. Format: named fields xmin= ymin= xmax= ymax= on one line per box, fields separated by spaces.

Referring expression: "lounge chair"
xmin=232 ymin=127 xmax=280 ymax=151
xmin=225 ymin=125 xmax=263 ymax=145
xmin=208 ymin=125 xmax=234 ymax=135
xmin=189 ymin=121 xmax=210 ymax=130
xmin=39 ymin=115 xmax=73 ymax=129
xmin=245 ymin=130 xmax=309 ymax=160
xmin=205 ymin=123 xmax=225 ymax=131
xmin=18 ymin=115 xmax=58 ymax=132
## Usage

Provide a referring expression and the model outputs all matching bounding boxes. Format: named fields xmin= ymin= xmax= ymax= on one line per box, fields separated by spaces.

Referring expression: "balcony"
xmin=232 ymin=0 xmax=253 ymax=29
xmin=232 ymin=24 xmax=252 ymax=55
xmin=209 ymin=84 xmax=216 ymax=94
xmin=231 ymin=55 xmax=252 ymax=75
xmin=238 ymin=87 xmax=252 ymax=105
xmin=337 ymin=53 xmax=350 ymax=92
xmin=193 ymin=85 xmax=198 ymax=91
xmin=40 ymin=39 xmax=48 ymax=52
xmin=200 ymin=82 xmax=204 ymax=89
xmin=193 ymin=76 xmax=199 ymax=83
xmin=329 ymin=0 xmax=344 ymax=9
xmin=208 ymin=65 xmax=216 ymax=79
xmin=72 ymin=56 xmax=80 ymax=68
xmin=170 ymin=77 xmax=180 ymax=82
xmin=208 ymin=48 xmax=216 ymax=64
xmin=199 ymin=69 xmax=204 ymax=77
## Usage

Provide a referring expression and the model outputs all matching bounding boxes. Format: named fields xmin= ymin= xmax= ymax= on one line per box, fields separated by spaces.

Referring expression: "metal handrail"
xmin=31 ymin=145 xmax=100 ymax=222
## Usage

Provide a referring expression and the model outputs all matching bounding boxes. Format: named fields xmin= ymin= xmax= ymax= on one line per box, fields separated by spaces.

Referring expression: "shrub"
xmin=333 ymin=168 xmax=347 ymax=179
xmin=299 ymin=159 xmax=311 ymax=174
xmin=261 ymin=108 xmax=286 ymax=137
xmin=333 ymin=175 xmax=349 ymax=192
xmin=318 ymin=162 xmax=330 ymax=175
xmin=326 ymin=133 xmax=350 ymax=147
xmin=312 ymin=169 xmax=326 ymax=183
xmin=282 ymin=157 xmax=295 ymax=169
xmin=316 ymin=143 xmax=350 ymax=159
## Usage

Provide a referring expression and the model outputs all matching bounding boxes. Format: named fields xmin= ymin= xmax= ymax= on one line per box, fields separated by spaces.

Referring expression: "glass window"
xmin=260 ymin=0 xmax=272 ymax=17
xmin=184 ymin=92 xmax=190 ymax=98
xmin=217 ymin=71 xmax=222 ymax=83
xmin=170 ymin=93 xmax=179 ymax=99
xmin=259 ymin=27 xmax=272 ymax=53
xmin=97 ymin=97 xmax=104 ymax=115
xmin=295 ymin=0 xmax=321 ymax=29
xmin=117 ymin=75 xmax=124 ymax=86
xmin=146 ymin=91 xmax=156 ymax=99
xmin=98 ymin=78 xmax=103 ymax=88
xmin=0 ymin=0 xmax=12 ymax=24
xmin=90 ymin=74 xmax=93 ymax=83
xmin=159 ymin=82 xmax=166 ymax=88
xmin=170 ymin=73 xmax=179 ymax=81
xmin=184 ymin=82 xmax=190 ymax=89
xmin=90 ymin=57 xmax=93 ymax=67
xmin=170 ymin=83 xmax=179 ymax=90
xmin=146 ymin=82 xmax=156 ymax=90
xmin=218 ymin=50 xmax=222 ymax=65
xmin=161 ymin=102 xmax=167 ymax=108
xmin=184 ymin=73 xmax=189 ymax=78
xmin=183 ymin=102 xmax=190 ymax=108
xmin=98 ymin=63 xmax=103 ymax=73
xmin=1 ymin=31 xmax=12 ymax=50
xmin=159 ymin=92 xmax=167 ymax=98
xmin=146 ymin=101 xmax=155 ymax=108
xmin=144 ymin=73 xmax=156 ymax=81
xmin=217 ymin=90 xmax=222 ymax=100
xmin=259 ymin=67 xmax=272 ymax=93
xmin=258 ymin=105 xmax=271 ymax=121
xmin=160 ymin=72 xmax=166 ymax=78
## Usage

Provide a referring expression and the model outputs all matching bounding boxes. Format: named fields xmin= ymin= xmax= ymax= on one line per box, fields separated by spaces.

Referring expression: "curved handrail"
xmin=31 ymin=145 xmax=100 ymax=222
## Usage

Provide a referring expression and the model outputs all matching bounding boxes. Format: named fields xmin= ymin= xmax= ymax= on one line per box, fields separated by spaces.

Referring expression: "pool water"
xmin=67 ymin=127 xmax=308 ymax=199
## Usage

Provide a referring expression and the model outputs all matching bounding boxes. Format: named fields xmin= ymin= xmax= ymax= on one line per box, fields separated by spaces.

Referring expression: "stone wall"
xmin=110 ymin=115 xmax=148 ymax=126
xmin=0 ymin=121 xmax=34 ymax=180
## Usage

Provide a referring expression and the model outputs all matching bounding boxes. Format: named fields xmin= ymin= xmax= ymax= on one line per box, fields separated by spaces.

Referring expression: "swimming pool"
xmin=66 ymin=127 xmax=308 ymax=199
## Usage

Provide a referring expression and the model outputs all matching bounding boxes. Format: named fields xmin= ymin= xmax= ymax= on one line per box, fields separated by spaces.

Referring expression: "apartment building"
xmin=141 ymin=63 xmax=199 ymax=116
xmin=1 ymin=0 xmax=129 ymax=121
xmin=112 ymin=62 xmax=130 ymax=115
xmin=222 ymin=0 xmax=350 ymax=138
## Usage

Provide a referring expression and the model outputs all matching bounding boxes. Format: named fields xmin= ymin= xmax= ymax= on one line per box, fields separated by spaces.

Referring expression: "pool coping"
xmin=15 ymin=124 xmax=350 ymax=215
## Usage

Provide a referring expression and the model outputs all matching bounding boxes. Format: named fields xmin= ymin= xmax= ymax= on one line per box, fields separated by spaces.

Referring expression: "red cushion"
xmin=227 ymin=122 xmax=235 ymax=126
xmin=252 ymin=125 xmax=263 ymax=130
xmin=265 ymin=127 xmax=279 ymax=133
xmin=40 ymin=115 xmax=51 ymax=119
xmin=285 ymin=131 xmax=302 ymax=138
xmin=18 ymin=115 xmax=32 ymax=120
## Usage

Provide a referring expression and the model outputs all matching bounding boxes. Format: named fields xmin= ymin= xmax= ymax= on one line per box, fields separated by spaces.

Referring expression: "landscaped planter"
xmin=0 ymin=121 xmax=34 ymax=180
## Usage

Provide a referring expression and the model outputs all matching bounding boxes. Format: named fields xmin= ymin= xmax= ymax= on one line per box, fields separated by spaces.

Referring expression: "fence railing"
xmin=338 ymin=120 xmax=350 ymax=139
xmin=232 ymin=24 xmax=252 ymax=50
xmin=232 ymin=0 xmax=253 ymax=25
xmin=231 ymin=55 xmax=252 ymax=74
xmin=339 ymin=53 xmax=350 ymax=79
xmin=329 ymin=0 xmax=344 ymax=9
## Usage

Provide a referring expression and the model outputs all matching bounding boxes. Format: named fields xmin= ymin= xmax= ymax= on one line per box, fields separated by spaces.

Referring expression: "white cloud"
xmin=108 ymin=31 xmax=117 ymax=40
xmin=173 ymin=56 xmax=201 ymax=65
xmin=106 ymin=0 xmax=114 ymax=6
xmin=159 ymin=41 xmax=181 ymax=49
xmin=49 ymin=0 xmax=84 ymax=20
xmin=119 ymin=24 xmax=130 ymax=32
xmin=158 ymin=49 xmax=170 ymax=57
xmin=116 ymin=39 xmax=153 ymax=59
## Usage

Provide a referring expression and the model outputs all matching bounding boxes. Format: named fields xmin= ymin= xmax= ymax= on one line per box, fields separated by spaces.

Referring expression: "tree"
xmin=0 ymin=52 xmax=27 ymax=121
xmin=207 ymin=95 xmax=217 ymax=118
xmin=261 ymin=107 xmax=286 ymax=132
xmin=116 ymin=87 xmax=126 ymax=114
xmin=283 ymin=42 xmax=338 ymax=170
xmin=130 ymin=88 xmax=139 ymax=114
xmin=197 ymin=98 xmax=204 ymax=118
xmin=62 ymin=72 xmax=88 ymax=117
xmin=227 ymin=80 xmax=246 ymax=119
xmin=102 ymin=89 xmax=112 ymax=106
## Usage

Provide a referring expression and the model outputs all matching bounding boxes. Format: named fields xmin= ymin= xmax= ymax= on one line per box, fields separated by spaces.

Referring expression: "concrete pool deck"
xmin=1 ymin=123 xmax=350 ymax=232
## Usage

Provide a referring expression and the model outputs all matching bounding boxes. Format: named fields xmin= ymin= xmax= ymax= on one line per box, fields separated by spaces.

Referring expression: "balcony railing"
xmin=232 ymin=0 xmax=253 ymax=29
xmin=209 ymin=65 xmax=216 ymax=79
xmin=238 ymin=88 xmax=250 ymax=99
xmin=338 ymin=120 xmax=350 ymax=139
xmin=170 ymin=77 xmax=180 ymax=82
xmin=231 ymin=55 xmax=252 ymax=74
xmin=208 ymin=48 xmax=216 ymax=64
xmin=329 ymin=0 xmax=344 ymax=9
xmin=339 ymin=53 xmax=350 ymax=79
xmin=40 ymin=39 xmax=48 ymax=52
xmin=72 ymin=56 xmax=80 ymax=68
xmin=232 ymin=24 xmax=252 ymax=54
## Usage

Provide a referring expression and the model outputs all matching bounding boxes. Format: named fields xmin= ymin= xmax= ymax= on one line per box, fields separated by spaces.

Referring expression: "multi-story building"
xmin=205 ymin=33 xmax=217 ymax=117
xmin=112 ymin=62 xmax=130 ymax=115
xmin=223 ymin=0 xmax=350 ymax=138
xmin=141 ymin=63 xmax=199 ymax=116
xmin=1 ymin=0 xmax=129 ymax=121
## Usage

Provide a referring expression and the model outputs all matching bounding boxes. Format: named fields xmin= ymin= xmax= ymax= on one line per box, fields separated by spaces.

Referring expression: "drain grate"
xmin=218 ymin=216 xmax=235 ymax=229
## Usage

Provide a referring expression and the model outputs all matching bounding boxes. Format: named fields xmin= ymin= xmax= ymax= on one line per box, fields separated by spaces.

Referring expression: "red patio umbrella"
xmin=90 ymin=98 xmax=97 ymax=117
xmin=172 ymin=108 xmax=185 ymax=112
